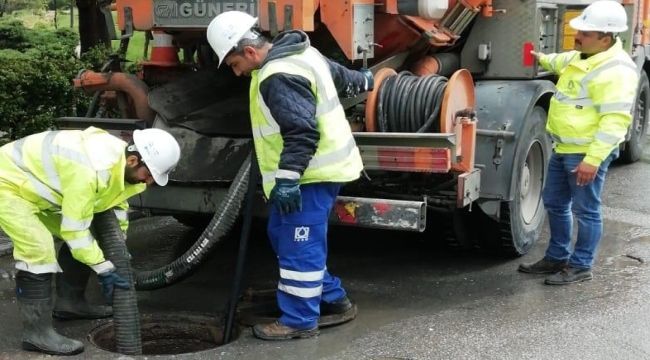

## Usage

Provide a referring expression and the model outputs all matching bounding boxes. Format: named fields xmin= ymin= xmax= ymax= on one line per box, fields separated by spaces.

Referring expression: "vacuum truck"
xmin=66 ymin=0 xmax=649 ymax=265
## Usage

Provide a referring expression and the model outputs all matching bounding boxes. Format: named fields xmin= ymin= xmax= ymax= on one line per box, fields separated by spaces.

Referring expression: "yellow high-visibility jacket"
xmin=249 ymin=47 xmax=364 ymax=197
xmin=540 ymin=39 xmax=639 ymax=166
xmin=0 ymin=127 xmax=145 ymax=272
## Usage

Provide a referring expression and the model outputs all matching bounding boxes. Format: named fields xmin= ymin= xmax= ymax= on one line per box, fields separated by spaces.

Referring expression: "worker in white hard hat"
xmin=207 ymin=11 xmax=372 ymax=340
xmin=519 ymin=0 xmax=639 ymax=284
xmin=0 ymin=126 xmax=180 ymax=355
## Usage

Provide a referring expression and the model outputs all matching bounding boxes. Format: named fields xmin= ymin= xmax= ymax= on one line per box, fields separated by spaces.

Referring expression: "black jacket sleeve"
xmin=326 ymin=58 xmax=368 ymax=98
xmin=259 ymin=73 xmax=319 ymax=175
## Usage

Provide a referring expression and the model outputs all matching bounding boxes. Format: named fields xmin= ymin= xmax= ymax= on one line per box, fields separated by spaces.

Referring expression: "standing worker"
xmin=518 ymin=0 xmax=639 ymax=284
xmin=0 ymin=126 xmax=181 ymax=355
xmin=207 ymin=11 xmax=371 ymax=340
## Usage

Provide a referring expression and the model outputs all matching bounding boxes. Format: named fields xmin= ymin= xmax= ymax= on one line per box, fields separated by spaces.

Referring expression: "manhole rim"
xmin=88 ymin=311 xmax=240 ymax=356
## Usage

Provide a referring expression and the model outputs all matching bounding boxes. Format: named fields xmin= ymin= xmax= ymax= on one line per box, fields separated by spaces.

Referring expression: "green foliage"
xmin=80 ymin=43 xmax=111 ymax=70
xmin=47 ymin=0 xmax=73 ymax=11
xmin=3 ymin=0 xmax=46 ymax=14
xmin=0 ymin=18 xmax=101 ymax=143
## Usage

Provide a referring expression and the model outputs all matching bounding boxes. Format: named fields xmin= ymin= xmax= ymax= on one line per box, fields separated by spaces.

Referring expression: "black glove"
xmin=98 ymin=270 xmax=130 ymax=305
xmin=360 ymin=68 xmax=374 ymax=91
xmin=269 ymin=178 xmax=302 ymax=215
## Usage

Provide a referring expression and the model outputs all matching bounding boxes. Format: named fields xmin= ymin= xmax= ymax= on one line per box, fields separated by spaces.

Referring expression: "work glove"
xmin=98 ymin=270 xmax=131 ymax=305
xmin=360 ymin=67 xmax=374 ymax=91
xmin=269 ymin=178 xmax=302 ymax=215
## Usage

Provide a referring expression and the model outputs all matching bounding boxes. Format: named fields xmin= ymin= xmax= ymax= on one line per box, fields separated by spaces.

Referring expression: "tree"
xmin=0 ymin=0 xmax=7 ymax=17
xmin=76 ymin=0 xmax=110 ymax=53
xmin=0 ymin=20 xmax=88 ymax=142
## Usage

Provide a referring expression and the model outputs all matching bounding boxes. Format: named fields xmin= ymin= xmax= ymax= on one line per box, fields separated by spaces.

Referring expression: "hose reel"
xmin=365 ymin=68 xmax=475 ymax=135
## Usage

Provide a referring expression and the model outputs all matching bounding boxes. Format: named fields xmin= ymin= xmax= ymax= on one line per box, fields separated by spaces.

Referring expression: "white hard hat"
xmin=206 ymin=11 xmax=259 ymax=67
xmin=132 ymin=128 xmax=181 ymax=186
xmin=569 ymin=0 xmax=628 ymax=33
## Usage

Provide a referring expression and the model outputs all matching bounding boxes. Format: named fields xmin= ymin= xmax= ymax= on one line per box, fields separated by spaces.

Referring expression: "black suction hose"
xmin=377 ymin=72 xmax=447 ymax=133
xmin=93 ymin=211 xmax=142 ymax=355
xmin=133 ymin=154 xmax=252 ymax=290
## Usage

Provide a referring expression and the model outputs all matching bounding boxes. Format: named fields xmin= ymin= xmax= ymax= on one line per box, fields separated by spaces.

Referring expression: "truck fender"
xmin=473 ymin=79 xmax=555 ymax=218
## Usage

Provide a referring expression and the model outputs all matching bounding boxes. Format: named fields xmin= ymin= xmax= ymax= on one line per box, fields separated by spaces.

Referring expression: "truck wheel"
xmin=619 ymin=71 xmax=649 ymax=163
xmin=478 ymin=106 xmax=551 ymax=256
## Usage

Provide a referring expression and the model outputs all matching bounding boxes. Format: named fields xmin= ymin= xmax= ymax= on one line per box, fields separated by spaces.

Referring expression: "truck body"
xmin=68 ymin=0 xmax=650 ymax=256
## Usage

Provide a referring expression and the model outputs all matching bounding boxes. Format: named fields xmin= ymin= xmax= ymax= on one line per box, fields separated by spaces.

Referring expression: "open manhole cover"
xmin=89 ymin=312 xmax=238 ymax=355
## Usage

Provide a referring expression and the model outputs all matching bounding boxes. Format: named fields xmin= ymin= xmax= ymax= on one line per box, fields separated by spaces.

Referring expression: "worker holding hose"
xmin=207 ymin=11 xmax=372 ymax=340
xmin=0 ymin=127 xmax=180 ymax=355
xmin=519 ymin=0 xmax=639 ymax=285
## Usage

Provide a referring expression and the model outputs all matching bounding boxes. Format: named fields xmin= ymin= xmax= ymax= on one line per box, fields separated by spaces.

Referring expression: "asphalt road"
xmin=0 ymin=136 xmax=649 ymax=360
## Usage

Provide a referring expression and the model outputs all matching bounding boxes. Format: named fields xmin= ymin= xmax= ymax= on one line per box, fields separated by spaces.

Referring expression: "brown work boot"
xmin=252 ymin=321 xmax=319 ymax=341
xmin=319 ymin=296 xmax=358 ymax=327
xmin=518 ymin=258 xmax=567 ymax=274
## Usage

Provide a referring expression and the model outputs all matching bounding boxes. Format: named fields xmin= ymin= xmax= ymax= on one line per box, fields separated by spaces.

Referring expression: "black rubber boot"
xmin=53 ymin=245 xmax=112 ymax=320
xmin=16 ymin=271 xmax=84 ymax=355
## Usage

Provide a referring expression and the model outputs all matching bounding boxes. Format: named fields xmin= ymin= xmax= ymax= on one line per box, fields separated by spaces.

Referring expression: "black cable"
xmin=376 ymin=72 xmax=447 ymax=133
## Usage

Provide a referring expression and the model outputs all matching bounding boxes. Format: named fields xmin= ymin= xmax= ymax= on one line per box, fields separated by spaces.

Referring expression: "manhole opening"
xmin=89 ymin=313 xmax=239 ymax=355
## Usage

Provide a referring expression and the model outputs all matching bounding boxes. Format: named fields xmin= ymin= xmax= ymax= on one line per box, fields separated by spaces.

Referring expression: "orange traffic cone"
xmin=147 ymin=30 xmax=180 ymax=66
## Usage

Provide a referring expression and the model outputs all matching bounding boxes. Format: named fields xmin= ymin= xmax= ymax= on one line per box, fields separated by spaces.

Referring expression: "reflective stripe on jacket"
xmin=249 ymin=47 xmax=364 ymax=197
xmin=0 ymin=127 xmax=145 ymax=267
xmin=540 ymin=39 xmax=639 ymax=166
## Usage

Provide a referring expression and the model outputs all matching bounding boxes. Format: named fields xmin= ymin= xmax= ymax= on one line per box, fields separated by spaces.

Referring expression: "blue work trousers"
xmin=267 ymin=182 xmax=346 ymax=329
xmin=543 ymin=151 xmax=617 ymax=269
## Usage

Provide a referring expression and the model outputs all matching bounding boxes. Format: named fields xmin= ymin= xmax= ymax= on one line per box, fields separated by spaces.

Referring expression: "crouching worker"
xmin=0 ymin=127 xmax=180 ymax=355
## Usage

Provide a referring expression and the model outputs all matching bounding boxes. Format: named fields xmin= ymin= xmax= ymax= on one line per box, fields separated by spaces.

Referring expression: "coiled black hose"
xmin=93 ymin=211 xmax=142 ymax=355
xmin=377 ymin=72 xmax=447 ymax=133
xmin=133 ymin=154 xmax=252 ymax=290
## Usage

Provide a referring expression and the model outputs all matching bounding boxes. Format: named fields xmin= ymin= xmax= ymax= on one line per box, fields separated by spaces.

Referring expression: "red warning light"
xmin=523 ymin=42 xmax=535 ymax=67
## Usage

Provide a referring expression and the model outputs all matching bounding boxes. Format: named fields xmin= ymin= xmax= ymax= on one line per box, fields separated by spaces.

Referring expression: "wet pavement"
xmin=1 ymin=137 xmax=650 ymax=360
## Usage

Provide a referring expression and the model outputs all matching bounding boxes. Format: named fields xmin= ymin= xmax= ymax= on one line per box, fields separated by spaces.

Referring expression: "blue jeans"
xmin=543 ymin=151 xmax=617 ymax=269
